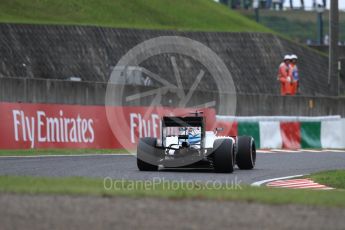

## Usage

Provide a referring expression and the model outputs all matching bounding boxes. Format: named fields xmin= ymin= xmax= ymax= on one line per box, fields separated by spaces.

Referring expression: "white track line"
xmin=323 ymin=149 xmax=345 ymax=153
xmin=270 ymin=149 xmax=301 ymax=153
xmin=251 ymin=175 xmax=305 ymax=186
xmin=257 ymin=149 xmax=345 ymax=153
xmin=256 ymin=150 xmax=272 ymax=153
xmin=0 ymin=153 xmax=133 ymax=158
xmin=299 ymin=149 xmax=324 ymax=153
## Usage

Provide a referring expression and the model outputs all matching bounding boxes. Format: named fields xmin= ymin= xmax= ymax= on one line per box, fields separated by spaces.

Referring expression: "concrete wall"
xmin=235 ymin=94 xmax=345 ymax=116
xmin=1 ymin=77 xmax=344 ymax=116
xmin=1 ymin=24 xmax=341 ymax=115
xmin=0 ymin=23 xmax=331 ymax=96
xmin=309 ymin=45 xmax=345 ymax=94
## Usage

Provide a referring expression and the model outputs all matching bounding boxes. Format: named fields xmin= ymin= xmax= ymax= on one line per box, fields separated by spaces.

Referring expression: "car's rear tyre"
xmin=137 ymin=137 xmax=159 ymax=171
xmin=213 ymin=139 xmax=234 ymax=173
xmin=236 ymin=136 xmax=256 ymax=170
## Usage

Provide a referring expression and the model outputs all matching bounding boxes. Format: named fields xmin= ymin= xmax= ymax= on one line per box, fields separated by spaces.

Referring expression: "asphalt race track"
xmin=0 ymin=151 xmax=345 ymax=184
xmin=2 ymin=150 xmax=345 ymax=230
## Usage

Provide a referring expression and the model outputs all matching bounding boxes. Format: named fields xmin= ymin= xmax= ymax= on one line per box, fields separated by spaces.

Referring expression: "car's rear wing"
xmin=162 ymin=116 xmax=204 ymax=127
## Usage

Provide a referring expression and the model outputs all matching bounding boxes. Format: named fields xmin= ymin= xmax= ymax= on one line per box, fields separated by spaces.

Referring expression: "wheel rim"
xmin=250 ymin=138 xmax=256 ymax=166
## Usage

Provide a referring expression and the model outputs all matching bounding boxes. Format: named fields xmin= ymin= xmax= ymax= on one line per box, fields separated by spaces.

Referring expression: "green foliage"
xmin=310 ymin=170 xmax=345 ymax=189
xmin=1 ymin=175 xmax=345 ymax=207
xmin=0 ymin=149 xmax=128 ymax=156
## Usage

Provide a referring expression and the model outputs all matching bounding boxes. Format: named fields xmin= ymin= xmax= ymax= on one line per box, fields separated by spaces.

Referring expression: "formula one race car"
xmin=137 ymin=112 xmax=256 ymax=173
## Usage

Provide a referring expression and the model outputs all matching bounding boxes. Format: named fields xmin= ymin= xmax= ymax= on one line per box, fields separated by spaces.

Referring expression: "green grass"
xmin=310 ymin=170 xmax=345 ymax=190
xmin=0 ymin=149 xmax=128 ymax=156
xmin=0 ymin=0 xmax=271 ymax=32
xmin=1 ymin=175 xmax=345 ymax=207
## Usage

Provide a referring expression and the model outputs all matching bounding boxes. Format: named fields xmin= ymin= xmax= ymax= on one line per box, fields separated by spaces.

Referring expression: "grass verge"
xmin=0 ymin=0 xmax=271 ymax=33
xmin=1 ymin=175 xmax=345 ymax=207
xmin=310 ymin=170 xmax=345 ymax=190
xmin=0 ymin=149 xmax=129 ymax=156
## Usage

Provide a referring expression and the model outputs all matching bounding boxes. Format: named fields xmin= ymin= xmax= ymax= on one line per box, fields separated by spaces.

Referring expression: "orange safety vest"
xmin=278 ymin=62 xmax=293 ymax=95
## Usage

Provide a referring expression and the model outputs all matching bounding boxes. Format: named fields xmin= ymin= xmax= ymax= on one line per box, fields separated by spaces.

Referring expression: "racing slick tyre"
xmin=236 ymin=136 xmax=256 ymax=170
xmin=213 ymin=138 xmax=234 ymax=173
xmin=137 ymin=137 xmax=159 ymax=171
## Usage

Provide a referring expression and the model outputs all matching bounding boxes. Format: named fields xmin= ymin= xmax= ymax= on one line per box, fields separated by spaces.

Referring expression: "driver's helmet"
xmin=187 ymin=127 xmax=201 ymax=144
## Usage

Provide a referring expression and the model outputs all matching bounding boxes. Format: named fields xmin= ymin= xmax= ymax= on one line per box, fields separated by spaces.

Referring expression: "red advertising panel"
xmin=213 ymin=120 xmax=238 ymax=136
xmin=0 ymin=102 xmax=215 ymax=149
xmin=280 ymin=122 xmax=301 ymax=149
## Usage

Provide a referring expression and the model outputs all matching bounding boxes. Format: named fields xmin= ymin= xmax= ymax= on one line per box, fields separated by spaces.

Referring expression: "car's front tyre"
xmin=236 ymin=136 xmax=256 ymax=170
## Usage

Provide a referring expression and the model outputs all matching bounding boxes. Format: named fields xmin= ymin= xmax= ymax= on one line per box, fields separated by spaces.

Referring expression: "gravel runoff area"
xmin=1 ymin=193 xmax=345 ymax=230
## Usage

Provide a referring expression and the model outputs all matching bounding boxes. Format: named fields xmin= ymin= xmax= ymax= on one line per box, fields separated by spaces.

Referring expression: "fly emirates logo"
xmin=12 ymin=110 xmax=95 ymax=148
xmin=130 ymin=113 xmax=161 ymax=143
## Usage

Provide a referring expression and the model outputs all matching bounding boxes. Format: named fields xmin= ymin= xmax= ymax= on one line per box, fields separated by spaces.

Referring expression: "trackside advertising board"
xmin=1 ymin=102 xmax=343 ymax=150
xmin=216 ymin=118 xmax=345 ymax=149
xmin=0 ymin=102 xmax=215 ymax=149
